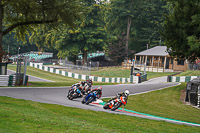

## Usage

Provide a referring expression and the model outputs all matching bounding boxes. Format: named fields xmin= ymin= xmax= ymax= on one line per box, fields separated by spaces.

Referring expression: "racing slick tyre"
xmin=111 ymin=103 xmax=121 ymax=111
xmin=86 ymin=97 xmax=94 ymax=105
xmin=103 ymin=103 xmax=110 ymax=109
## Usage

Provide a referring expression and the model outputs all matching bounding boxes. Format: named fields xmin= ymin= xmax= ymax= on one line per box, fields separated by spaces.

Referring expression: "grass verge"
xmin=145 ymin=71 xmax=176 ymax=80
xmin=28 ymin=81 xmax=117 ymax=87
xmin=7 ymin=65 xmax=117 ymax=87
xmin=103 ymin=83 xmax=200 ymax=124
xmin=8 ymin=65 xmax=175 ymax=83
xmin=91 ymin=67 xmax=175 ymax=80
xmin=0 ymin=96 xmax=200 ymax=133
xmin=176 ymin=70 xmax=200 ymax=76
xmin=8 ymin=65 xmax=80 ymax=82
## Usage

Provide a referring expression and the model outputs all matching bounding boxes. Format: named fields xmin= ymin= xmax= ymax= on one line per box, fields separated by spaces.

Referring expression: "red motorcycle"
xmin=103 ymin=96 xmax=127 ymax=111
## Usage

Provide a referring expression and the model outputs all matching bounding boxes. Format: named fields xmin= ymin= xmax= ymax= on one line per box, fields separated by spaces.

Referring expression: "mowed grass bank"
xmin=176 ymin=70 xmax=200 ymax=76
xmin=104 ymin=83 xmax=200 ymax=124
xmin=7 ymin=65 xmax=116 ymax=87
xmin=8 ymin=65 xmax=175 ymax=82
xmin=8 ymin=65 xmax=79 ymax=82
xmin=0 ymin=96 xmax=200 ymax=133
xmin=91 ymin=67 xmax=175 ymax=80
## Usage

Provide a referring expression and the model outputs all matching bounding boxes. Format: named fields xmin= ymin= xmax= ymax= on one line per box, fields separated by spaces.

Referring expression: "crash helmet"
xmin=124 ymin=90 xmax=130 ymax=96
xmin=87 ymin=79 xmax=93 ymax=85
xmin=97 ymin=86 xmax=102 ymax=91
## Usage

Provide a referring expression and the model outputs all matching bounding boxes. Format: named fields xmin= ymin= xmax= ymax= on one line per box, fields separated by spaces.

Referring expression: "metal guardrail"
xmin=30 ymin=62 xmax=148 ymax=84
xmin=0 ymin=75 xmax=16 ymax=86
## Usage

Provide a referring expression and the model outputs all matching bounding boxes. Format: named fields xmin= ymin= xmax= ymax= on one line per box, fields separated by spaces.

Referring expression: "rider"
xmin=70 ymin=79 xmax=93 ymax=96
xmin=72 ymin=79 xmax=92 ymax=91
xmin=82 ymin=86 xmax=102 ymax=104
xmin=110 ymin=90 xmax=130 ymax=105
xmin=81 ymin=79 xmax=93 ymax=94
xmin=90 ymin=86 xmax=102 ymax=99
xmin=87 ymin=79 xmax=93 ymax=88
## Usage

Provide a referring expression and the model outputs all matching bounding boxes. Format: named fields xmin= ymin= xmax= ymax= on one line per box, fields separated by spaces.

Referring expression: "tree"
xmin=129 ymin=0 xmax=168 ymax=52
xmin=106 ymin=33 xmax=127 ymax=64
xmin=162 ymin=0 xmax=200 ymax=62
xmin=0 ymin=0 xmax=83 ymax=62
xmin=107 ymin=0 xmax=167 ymax=57
xmin=108 ymin=0 xmax=139 ymax=57
xmin=39 ymin=0 xmax=107 ymax=65
xmin=3 ymin=32 xmax=38 ymax=55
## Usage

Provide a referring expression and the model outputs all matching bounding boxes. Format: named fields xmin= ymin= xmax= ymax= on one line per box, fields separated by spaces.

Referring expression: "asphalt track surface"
xmin=0 ymin=76 xmax=200 ymax=127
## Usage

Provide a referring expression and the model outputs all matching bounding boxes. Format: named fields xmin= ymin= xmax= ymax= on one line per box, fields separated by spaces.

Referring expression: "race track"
xmin=0 ymin=76 xmax=199 ymax=127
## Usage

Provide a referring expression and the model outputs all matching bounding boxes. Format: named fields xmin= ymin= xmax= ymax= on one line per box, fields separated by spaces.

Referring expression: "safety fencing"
xmin=168 ymin=76 xmax=200 ymax=82
xmin=30 ymin=62 xmax=142 ymax=84
xmin=0 ymin=75 xmax=16 ymax=86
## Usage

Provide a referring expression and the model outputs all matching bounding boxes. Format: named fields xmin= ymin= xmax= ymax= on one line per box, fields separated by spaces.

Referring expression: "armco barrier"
xmin=29 ymin=62 xmax=143 ymax=84
xmin=0 ymin=75 xmax=16 ymax=86
xmin=168 ymin=76 xmax=200 ymax=82
xmin=8 ymin=75 xmax=16 ymax=86
xmin=140 ymin=74 xmax=147 ymax=82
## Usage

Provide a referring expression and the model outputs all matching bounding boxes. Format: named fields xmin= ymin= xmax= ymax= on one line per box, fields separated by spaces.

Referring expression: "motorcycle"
xmin=103 ymin=96 xmax=127 ymax=111
xmin=81 ymin=83 xmax=91 ymax=95
xmin=67 ymin=86 xmax=82 ymax=100
xmin=82 ymin=91 xmax=98 ymax=105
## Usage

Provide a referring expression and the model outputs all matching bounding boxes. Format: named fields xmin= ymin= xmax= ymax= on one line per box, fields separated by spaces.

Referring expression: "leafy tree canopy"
xmin=106 ymin=0 xmax=167 ymax=61
xmin=30 ymin=0 xmax=108 ymax=64
xmin=0 ymin=0 xmax=83 ymax=62
xmin=162 ymin=0 xmax=200 ymax=62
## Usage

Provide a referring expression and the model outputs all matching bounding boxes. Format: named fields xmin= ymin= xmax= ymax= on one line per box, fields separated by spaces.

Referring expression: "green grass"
xmin=176 ymin=70 xmax=200 ymax=76
xmin=28 ymin=81 xmax=116 ymax=87
xmin=8 ymin=65 xmax=175 ymax=84
xmin=7 ymin=65 xmax=116 ymax=87
xmin=103 ymin=83 xmax=200 ymax=124
xmin=8 ymin=65 xmax=80 ymax=82
xmin=91 ymin=67 xmax=175 ymax=80
xmin=145 ymin=71 xmax=176 ymax=80
xmin=91 ymin=67 xmax=131 ymax=78
xmin=0 ymin=96 xmax=200 ymax=133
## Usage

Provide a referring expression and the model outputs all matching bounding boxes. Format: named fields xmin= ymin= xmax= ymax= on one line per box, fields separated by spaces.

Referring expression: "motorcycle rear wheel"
xmin=68 ymin=95 xmax=73 ymax=100
xmin=111 ymin=103 xmax=121 ymax=111
xmin=103 ymin=103 xmax=110 ymax=109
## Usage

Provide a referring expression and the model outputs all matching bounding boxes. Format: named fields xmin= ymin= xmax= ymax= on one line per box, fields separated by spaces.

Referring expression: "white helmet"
xmin=124 ymin=90 xmax=130 ymax=96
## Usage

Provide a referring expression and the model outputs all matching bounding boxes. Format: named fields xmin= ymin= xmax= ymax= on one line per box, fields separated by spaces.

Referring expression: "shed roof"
xmin=135 ymin=46 xmax=169 ymax=56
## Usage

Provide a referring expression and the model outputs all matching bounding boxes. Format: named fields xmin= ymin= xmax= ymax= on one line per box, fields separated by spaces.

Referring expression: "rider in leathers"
xmin=71 ymin=79 xmax=92 ymax=96
xmin=110 ymin=90 xmax=130 ymax=106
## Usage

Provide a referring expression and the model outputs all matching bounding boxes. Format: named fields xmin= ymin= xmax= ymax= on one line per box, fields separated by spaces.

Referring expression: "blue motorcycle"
xmin=82 ymin=91 xmax=97 ymax=105
xmin=67 ymin=86 xmax=82 ymax=100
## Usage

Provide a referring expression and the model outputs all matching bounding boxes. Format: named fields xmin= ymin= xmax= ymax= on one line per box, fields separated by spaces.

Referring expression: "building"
xmin=123 ymin=46 xmax=188 ymax=72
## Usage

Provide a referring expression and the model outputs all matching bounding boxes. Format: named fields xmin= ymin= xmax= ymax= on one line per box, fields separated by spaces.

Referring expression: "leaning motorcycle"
xmin=67 ymin=86 xmax=82 ymax=100
xmin=103 ymin=96 xmax=127 ymax=111
xmin=82 ymin=91 xmax=97 ymax=105
xmin=81 ymin=83 xmax=91 ymax=95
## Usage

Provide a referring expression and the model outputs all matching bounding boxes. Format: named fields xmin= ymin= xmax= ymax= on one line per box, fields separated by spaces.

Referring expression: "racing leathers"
xmin=110 ymin=92 xmax=128 ymax=106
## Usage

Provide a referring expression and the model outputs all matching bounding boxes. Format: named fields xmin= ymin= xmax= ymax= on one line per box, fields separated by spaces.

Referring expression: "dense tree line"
xmin=2 ymin=0 xmax=200 ymax=64
xmin=162 ymin=0 xmax=200 ymax=62
xmin=0 ymin=0 xmax=83 ymax=62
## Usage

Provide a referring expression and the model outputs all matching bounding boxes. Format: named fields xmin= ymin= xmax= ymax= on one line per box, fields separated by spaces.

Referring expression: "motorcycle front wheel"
xmin=86 ymin=96 xmax=94 ymax=105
